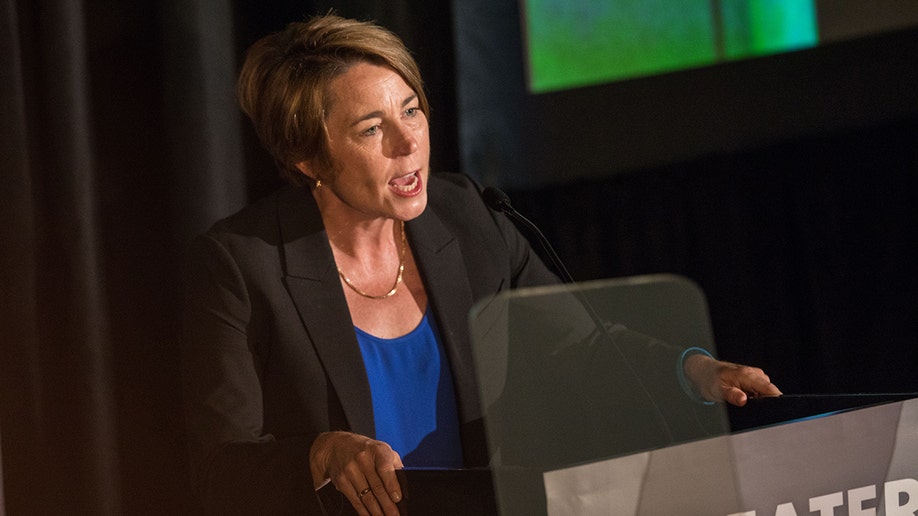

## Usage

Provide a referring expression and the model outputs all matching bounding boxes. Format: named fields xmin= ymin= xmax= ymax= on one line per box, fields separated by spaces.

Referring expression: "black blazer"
xmin=182 ymin=173 xmax=560 ymax=514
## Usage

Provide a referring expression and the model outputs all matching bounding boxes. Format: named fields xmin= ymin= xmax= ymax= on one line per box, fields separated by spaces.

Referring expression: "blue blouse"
xmin=355 ymin=307 xmax=464 ymax=468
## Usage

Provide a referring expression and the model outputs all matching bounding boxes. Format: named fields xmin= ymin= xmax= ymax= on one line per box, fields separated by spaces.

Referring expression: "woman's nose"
xmin=389 ymin=123 xmax=419 ymax=156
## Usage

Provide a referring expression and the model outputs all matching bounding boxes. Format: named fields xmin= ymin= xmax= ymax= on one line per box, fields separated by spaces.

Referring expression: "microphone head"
xmin=482 ymin=186 xmax=512 ymax=212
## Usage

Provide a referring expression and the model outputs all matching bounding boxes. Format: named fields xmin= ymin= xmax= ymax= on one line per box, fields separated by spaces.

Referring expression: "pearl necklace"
xmin=336 ymin=221 xmax=406 ymax=300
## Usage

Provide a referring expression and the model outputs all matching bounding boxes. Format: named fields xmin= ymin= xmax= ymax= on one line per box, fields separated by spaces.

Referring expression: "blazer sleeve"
xmin=181 ymin=233 xmax=322 ymax=516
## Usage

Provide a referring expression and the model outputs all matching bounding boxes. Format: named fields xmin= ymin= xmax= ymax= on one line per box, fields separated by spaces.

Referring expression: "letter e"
xmin=848 ymin=484 xmax=876 ymax=516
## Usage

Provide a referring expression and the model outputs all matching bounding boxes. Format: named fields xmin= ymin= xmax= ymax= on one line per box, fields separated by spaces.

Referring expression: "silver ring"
xmin=358 ymin=487 xmax=372 ymax=499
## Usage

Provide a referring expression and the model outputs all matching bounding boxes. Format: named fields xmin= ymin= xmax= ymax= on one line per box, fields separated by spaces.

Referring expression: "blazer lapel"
xmin=276 ymin=186 xmax=375 ymax=437
xmin=407 ymin=206 xmax=482 ymax=425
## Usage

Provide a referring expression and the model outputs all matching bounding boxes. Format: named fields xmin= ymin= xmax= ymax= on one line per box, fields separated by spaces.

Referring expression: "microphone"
xmin=480 ymin=186 xmax=512 ymax=212
xmin=481 ymin=187 xmax=575 ymax=285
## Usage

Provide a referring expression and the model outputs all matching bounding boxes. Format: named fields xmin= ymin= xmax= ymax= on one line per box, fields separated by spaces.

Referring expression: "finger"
xmin=382 ymin=473 xmax=402 ymax=505
xmin=752 ymin=378 xmax=783 ymax=397
xmin=357 ymin=486 xmax=386 ymax=516
xmin=735 ymin=368 xmax=783 ymax=397
xmin=336 ymin=463 xmax=377 ymax=516
xmin=747 ymin=382 xmax=782 ymax=398
xmin=372 ymin=444 xmax=404 ymax=508
xmin=724 ymin=387 xmax=748 ymax=407
xmin=363 ymin=469 xmax=401 ymax=516
xmin=381 ymin=455 xmax=404 ymax=504
xmin=340 ymin=482 xmax=372 ymax=516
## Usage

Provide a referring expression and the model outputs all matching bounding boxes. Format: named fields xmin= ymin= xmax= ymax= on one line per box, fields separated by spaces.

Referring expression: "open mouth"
xmin=388 ymin=171 xmax=422 ymax=197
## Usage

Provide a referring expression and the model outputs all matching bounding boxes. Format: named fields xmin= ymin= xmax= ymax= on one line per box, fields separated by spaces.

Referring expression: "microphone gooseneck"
xmin=482 ymin=187 xmax=575 ymax=285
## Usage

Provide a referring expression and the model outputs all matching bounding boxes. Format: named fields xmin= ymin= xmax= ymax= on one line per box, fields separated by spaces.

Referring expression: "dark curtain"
xmin=1 ymin=0 xmax=249 ymax=513
xmin=509 ymin=118 xmax=918 ymax=396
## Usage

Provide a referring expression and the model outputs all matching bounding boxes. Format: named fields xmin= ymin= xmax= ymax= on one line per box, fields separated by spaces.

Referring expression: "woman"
xmin=182 ymin=14 xmax=780 ymax=516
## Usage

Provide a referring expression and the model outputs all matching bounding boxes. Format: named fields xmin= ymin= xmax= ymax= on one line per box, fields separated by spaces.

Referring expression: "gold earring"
xmin=315 ymin=179 xmax=322 ymax=188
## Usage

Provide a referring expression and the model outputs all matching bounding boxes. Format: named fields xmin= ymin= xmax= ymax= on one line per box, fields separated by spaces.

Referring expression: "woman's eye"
xmin=362 ymin=125 xmax=380 ymax=136
xmin=405 ymin=107 xmax=419 ymax=117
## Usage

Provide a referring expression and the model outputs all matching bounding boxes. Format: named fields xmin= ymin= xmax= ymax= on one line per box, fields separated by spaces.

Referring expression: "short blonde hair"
xmin=237 ymin=14 xmax=429 ymax=185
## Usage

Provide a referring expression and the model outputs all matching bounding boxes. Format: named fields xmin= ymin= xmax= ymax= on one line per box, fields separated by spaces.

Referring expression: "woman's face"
xmin=307 ymin=62 xmax=430 ymax=223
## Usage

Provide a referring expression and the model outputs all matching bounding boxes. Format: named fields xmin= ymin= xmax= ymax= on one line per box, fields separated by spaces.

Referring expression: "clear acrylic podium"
xmin=468 ymin=274 xmax=735 ymax=515
xmin=468 ymin=274 xmax=918 ymax=516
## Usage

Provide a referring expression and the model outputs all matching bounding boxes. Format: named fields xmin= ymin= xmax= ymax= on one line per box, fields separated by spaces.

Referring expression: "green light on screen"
xmin=722 ymin=0 xmax=818 ymax=58
xmin=524 ymin=0 xmax=819 ymax=93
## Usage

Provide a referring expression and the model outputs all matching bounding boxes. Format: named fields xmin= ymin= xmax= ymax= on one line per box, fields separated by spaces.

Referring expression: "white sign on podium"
xmin=544 ymin=397 xmax=918 ymax=516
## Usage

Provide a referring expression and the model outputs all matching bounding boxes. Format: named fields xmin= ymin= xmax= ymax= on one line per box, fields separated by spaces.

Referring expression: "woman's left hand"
xmin=683 ymin=354 xmax=782 ymax=406
xmin=310 ymin=431 xmax=404 ymax=516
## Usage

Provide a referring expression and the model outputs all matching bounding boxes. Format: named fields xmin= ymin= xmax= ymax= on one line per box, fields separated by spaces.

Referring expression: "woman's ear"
xmin=294 ymin=161 xmax=314 ymax=180
xmin=295 ymin=160 xmax=325 ymax=189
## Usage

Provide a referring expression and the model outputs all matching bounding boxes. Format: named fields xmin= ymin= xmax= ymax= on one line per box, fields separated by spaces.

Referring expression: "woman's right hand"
xmin=310 ymin=431 xmax=404 ymax=516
